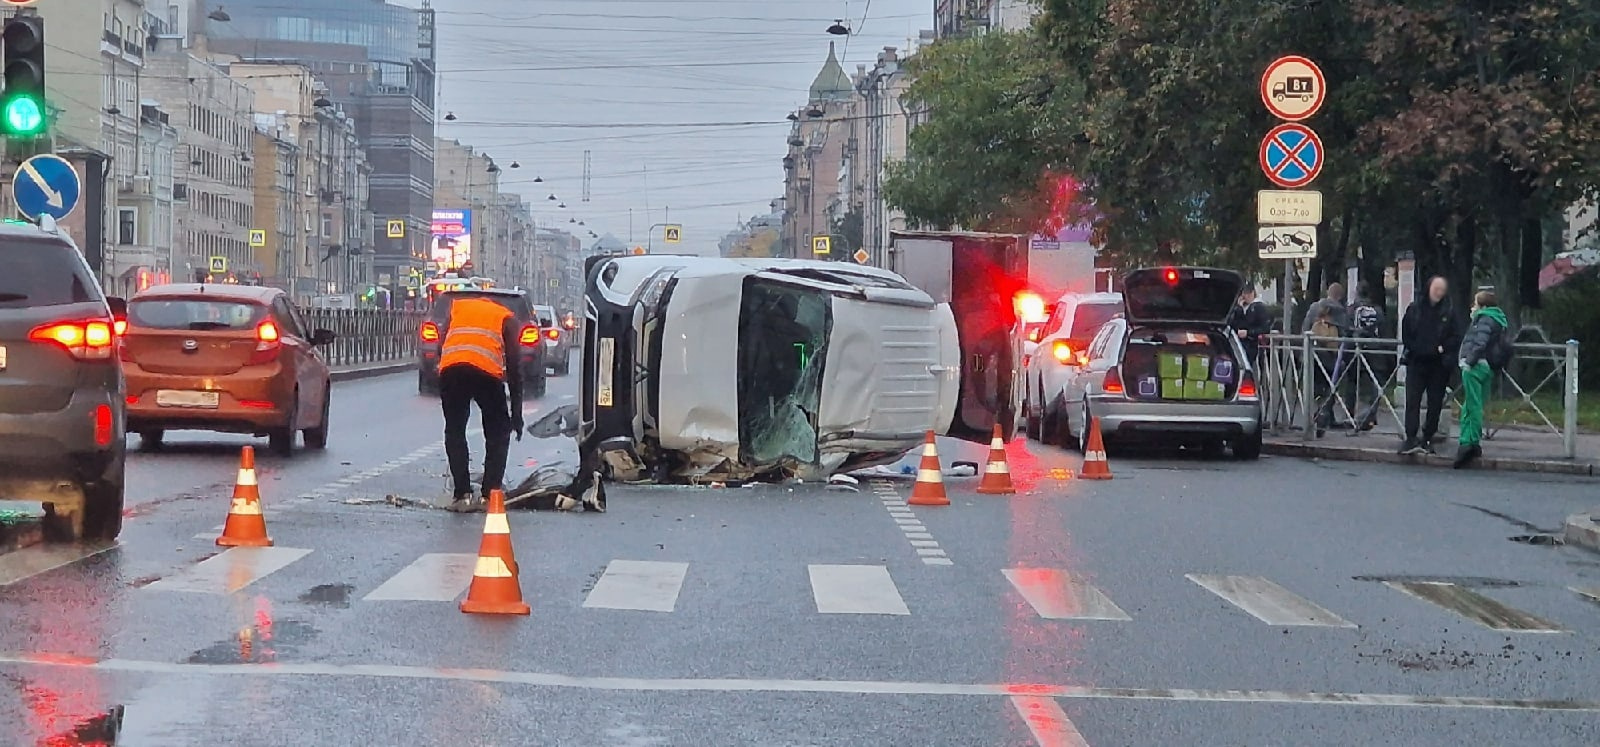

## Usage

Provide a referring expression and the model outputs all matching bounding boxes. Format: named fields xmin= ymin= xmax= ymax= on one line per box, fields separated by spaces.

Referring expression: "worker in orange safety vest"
xmin=437 ymin=295 xmax=524 ymax=512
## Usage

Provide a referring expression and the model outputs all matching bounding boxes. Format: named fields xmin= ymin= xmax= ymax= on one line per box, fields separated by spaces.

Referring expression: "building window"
xmin=118 ymin=208 xmax=137 ymax=245
xmin=321 ymin=216 xmax=332 ymax=238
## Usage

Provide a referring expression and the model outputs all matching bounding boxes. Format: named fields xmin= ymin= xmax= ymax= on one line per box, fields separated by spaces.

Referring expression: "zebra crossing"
xmin=136 ymin=547 xmax=1596 ymax=633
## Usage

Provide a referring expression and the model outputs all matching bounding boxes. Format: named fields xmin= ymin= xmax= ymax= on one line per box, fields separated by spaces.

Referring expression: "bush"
xmin=1537 ymin=266 xmax=1600 ymax=391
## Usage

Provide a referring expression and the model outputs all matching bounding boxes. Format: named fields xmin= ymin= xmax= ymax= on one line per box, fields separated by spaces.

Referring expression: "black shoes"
xmin=1452 ymin=444 xmax=1482 ymax=469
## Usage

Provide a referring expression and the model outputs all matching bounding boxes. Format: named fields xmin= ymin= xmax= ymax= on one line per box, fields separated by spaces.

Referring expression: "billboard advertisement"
xmin=430 ymin=209 xmax=472 ymax=272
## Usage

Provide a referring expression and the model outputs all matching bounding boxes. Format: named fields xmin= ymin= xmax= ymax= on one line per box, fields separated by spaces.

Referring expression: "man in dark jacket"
xmin=1227 ymin=286 xmax=1272 ymax=365
xmin=1399 ymin=276 xmax=1461 ymax=454
xmin=1454 ymin=290 xmax=1509 ymax=468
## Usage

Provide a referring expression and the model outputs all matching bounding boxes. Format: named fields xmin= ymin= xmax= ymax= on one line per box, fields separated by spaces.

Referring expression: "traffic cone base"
xmin=1080 ymin=418 xmax=1114 ymax=480
xmin=908 ymin=432 xmax=950 ymax=506
xmin=975 ymin=424 xmax=1016 ymax=495
xmin=460 ymin=489 xmax=531 ymax=615
xmin=217 ymin=446 xmax=273 ymax=546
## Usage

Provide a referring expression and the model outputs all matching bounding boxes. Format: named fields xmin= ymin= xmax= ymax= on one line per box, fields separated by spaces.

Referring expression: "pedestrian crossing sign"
xmin=208 ymin=256 xmax=227 ymax=274
xmin=664 ymin=225 xmax=682 ymax=244
xmin=248 ymin=229 xmax=266 ymax=247
xmin=812 ymin=236 xmax=831 ymax=256
xmin=387 ymin=219 xmax=405 ymax=239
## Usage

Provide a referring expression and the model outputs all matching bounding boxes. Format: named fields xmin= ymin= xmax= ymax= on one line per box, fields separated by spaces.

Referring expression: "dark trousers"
xmin=440 ymin=364 xmax=511 ymax=497
xmin=1404 ymin=357 xmax=1450 ymax=441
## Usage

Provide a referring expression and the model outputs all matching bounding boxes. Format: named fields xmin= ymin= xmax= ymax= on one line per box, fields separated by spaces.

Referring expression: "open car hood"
xmin=1122 ymin=267 xmax=1243 ymax=325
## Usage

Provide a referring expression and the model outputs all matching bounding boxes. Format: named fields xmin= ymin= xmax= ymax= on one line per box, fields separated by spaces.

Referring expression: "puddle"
xmin=187 ymin=619 xmax=317 ymax=664
xmin=1352 ymin=574 xmax=1522 ymax=588
xmin=298 ymin=583 xmax=354 ymax=607
xmin=1508 ymin=534 xmax=1565 ymax=546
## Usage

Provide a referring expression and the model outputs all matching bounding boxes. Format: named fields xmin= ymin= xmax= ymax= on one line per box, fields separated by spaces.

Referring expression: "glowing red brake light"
xmin=1237 ymin=375 xmax=1258 ymax=399
xmin=1051 ymin=340 xmax=1074 ymax=363
xmin=1102 ymin=365 xmax=1125 ymax=394
xmin=1164 ymin=268 xmax=1179 ymax=284
xmin=256 ymin=321 xmax=280 ymax=343
xmin=420 ymin=321 xmax=441 ymax=342
xmin=519 ymin=324 xmax=541 ymax=346
xmin=93 ymin=404 xmax=114 ymax=447
xmin=29 ymin=320 xmax=116 ymax=360
xmin=546 ymin=328 xmax=560 ymax=341
xmin=248 ymin=320 xmax=282 ymax=365
xmin=113 ymin=318 xmax=127 ymax=336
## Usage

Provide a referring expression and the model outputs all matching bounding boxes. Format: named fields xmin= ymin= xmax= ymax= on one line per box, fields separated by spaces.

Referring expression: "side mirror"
xmin=312 ymin=328 xmax=337 ymax=346
xmin=106 ymin=296 xmax=128 ymax=317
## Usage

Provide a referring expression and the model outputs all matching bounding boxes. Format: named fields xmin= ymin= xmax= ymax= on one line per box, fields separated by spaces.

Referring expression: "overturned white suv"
xmin=574 ymin=255 xmax=1011 ymax=483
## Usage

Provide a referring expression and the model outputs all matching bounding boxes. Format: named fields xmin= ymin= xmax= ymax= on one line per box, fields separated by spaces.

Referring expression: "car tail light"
xmin=1014 ymin=291 xmax=1047 ymax=324
xmin=1102 ymin=365 xmax=1125 ymax=394
xmin=1027 ymin=327 xmax=1042 ymax=342
xmin=113 ymin=317 xmax=127 ymax=336
xmin=29 ymin=320 xmax=116 ymax=360
xmin=93 ymin=404 xmax=114 ymax=447
xmin=1075 ymin=351 xmax=1090 ymax=366
xmin=546 ymin=328 xmax=561 ymax=341
xmin=420 ymin=321 xmax=440 ymax=342
xmin=519 ymin=324 xmax=541 ymax=347
xmin=1051 ymin=340 xmax=1074 ymax=363
xmin=1164 ymin=268 xmax=1179 ymax=284
xmin=1237 ymin=374 xmax=1259 ymax=400
xmin=247 ymin=320 xmax=282 ymax=365
xmin=239 ymin=399 xmax=275 ymax=409
xmin=562 ymin=316 xmax=577 ymax=330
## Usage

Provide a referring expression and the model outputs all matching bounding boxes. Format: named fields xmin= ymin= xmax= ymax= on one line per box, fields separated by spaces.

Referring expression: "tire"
xmin=138 ymin=430 xmax=164 ymax=451
xmin=418 ymin=371 xmax=437 ymax=396
xmin=1077 ymin=401 xmax=1093 ymax=453
xmin=527 ymin=372 xmax=547 ymax=398
xmin=269 ymin=396 xmax=298 ymax=457
xmin=80 ymin=454 xmax=125 ymax=541
xmin=553 ymin=350 xmax=570 ymax=376
xmin=303 ymin=386 xmax=330 ymax=449
xmin=1234 ymin=429 xmax=1263 ymax=460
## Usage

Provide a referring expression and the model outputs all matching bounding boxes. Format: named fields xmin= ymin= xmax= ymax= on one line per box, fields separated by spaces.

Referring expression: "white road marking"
xmin=363 ymin=553 xmax=476 ymax=602
xmin=4 ymin=653 xmax=1596 ymax=711
xmin=922 ymin=557 xmax=954 ymax=566
xmin=1384 ymin=581 xmax=1564 ymax=632
xmin=873 ymin=479 xmax=952 ymax=565
xmin=0 ymin=542 xmax=117 ymax=587
xmin=144 ymin=547 xmax=312 ymax=594
xmin=1004 ymin=569 xmax=1132 ymax=622
xmin=1011 ymin=696 xmax=1091 ymax=747
xmin=1574 ymin=587 xmax=1600 ymax=605
xmin=1188 ymin=574 xmax=1356 ymax=628
xmin=809 ymin=564 xmax=909 ymax=615
xmin=584 ymin=560 xmax=689 ymax=612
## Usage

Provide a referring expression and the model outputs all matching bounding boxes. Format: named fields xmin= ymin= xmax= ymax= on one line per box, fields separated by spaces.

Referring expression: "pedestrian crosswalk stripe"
xmin=1383 ymin=581 xmax=1565 ymax=633
xmin=145 ymin=547 xmax=312 ymax=594
xmin=1011 ymin=695 xmax=1091 ymax=747
xmin=362 ymin=553 xmax=476 ymax=602
xmin=584 ymin=560 xmax=689 ymax=612
xmin=1004 ymin=568 xmax=1131 ymax=621
xmin=809 ymin=564 xmax=909 ymax=615
xmin=1187 ymin=574 xmax=1356 ymax=628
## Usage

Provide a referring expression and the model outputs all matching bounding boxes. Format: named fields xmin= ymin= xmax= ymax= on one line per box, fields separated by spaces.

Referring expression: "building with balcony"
xmin=782 ymin=43 xmax=855 ymax=260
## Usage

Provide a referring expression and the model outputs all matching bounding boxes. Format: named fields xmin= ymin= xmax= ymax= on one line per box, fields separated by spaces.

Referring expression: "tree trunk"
xmin=1451 ymin=214 xmax=1477 ymax=312
xmin=1519 ymin=216 xmax=1542 ymax=309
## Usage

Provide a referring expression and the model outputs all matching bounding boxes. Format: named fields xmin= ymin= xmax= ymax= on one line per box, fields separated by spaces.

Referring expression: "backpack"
xmin=1484 ymin=323 xmax=1515 ymax=371
xmin=1310 ymin=316 xmax=1340 ymax=348
xmin=1352 ymin=304 xmax=1381 ymax=338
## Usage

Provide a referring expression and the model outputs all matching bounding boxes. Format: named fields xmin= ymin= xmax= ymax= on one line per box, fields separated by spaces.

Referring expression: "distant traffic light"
xmin=1 ymin=15 xmax=46 ymax=137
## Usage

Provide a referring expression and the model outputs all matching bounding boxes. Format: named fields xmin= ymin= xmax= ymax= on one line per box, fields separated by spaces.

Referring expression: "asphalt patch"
xmin=298 ymin=583 xmax=355 ymax=607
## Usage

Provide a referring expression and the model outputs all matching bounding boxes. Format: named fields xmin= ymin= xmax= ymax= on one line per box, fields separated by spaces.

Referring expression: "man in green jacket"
xmin=1455 ymin=290 xmax=1510 ymax=468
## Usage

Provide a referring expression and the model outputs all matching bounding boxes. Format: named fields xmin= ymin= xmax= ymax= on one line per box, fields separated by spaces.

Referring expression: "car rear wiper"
xmin=0 ymin=292 xmax=28 ymax=302
xmin=186 ymin=321 xmax=233 ymax=330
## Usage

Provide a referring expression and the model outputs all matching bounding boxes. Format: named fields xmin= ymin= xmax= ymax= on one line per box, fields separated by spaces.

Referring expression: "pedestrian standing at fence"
xmin=1302 ymin=283 xmax=1349 ymax=433
xmin=436 ymin=295 xmax=525 ymax=512
xmin=1454 ymin=290 xmax=1513 ymax=469
xmin=1227 ymin=286 xmax=1272 ymax=367
xmin=1349 ymin=283 xmax=1385 ymax=431
xmin=1399 ymin=276 xmax=1461 ymax=455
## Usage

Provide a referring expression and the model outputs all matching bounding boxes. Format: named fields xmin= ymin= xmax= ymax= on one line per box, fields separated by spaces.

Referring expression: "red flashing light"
xmin=1163 ymin=268 xmax=1179 ymax=284
xmin=1014 ymin=291 xmax=1047 ymax=324
xmin=420 ymin=321 xmax=441 ymax=342
xmin=1051 ymin=340 xmax=1074 ymax=363
xmin=29 ymin=320 xmax=116 ymax=360
xmin=1102 ymin=366 xmax=1125 ymax=394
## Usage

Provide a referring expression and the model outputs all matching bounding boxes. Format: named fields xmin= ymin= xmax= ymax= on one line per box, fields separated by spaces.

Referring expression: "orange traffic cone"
xmin=908 ymin=431 xmax=950 ymax=506
xmin=460 ymin=489 xmax=530 ymax=615
xmin=976 ymin=424 xmax=1016 ymax=495
xmin=217 ymin=446 xmax=272 ymax=547
xmin=1080 ymin=417 xmax=1113 ymax=480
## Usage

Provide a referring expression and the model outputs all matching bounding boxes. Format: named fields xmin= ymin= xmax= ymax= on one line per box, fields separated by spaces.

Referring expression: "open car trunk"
xmin=1120 ymin=326 xmax=1241 ymax=402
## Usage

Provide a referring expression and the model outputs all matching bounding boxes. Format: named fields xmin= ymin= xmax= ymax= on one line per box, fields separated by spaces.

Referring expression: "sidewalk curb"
xmin=1564 ymin=510 xmax=1600 ymax=553
xmin=1261 ymin=441 xmax=1598 ymax=478
xmin=330 ymin=361 xmax=414 ymax=383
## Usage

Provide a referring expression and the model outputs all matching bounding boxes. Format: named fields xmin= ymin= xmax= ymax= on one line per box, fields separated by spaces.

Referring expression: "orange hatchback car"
xmin=121 ymin=284 xmax=336 ymax=456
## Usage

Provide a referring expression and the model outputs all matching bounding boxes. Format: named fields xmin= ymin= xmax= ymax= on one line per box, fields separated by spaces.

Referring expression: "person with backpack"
xmin=1348 ymin=283 xmax=1385 ymax=430
xmin=1400 ymin=276 xmax=1461 ymax=454
xmin=1454 ymin=290 xmax=1512 ymax=468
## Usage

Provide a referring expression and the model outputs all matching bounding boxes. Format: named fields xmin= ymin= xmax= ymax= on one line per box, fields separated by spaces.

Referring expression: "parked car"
xmin=122 ymin=284 xmax=336 ymax=456
xmin=576 ymin=255 xmax=1015 ymax=483
xmin=0 ymin=218 xmax=127 ymax=541
xmin=418 ymin=288 xmax=547 ymax=397
xmin=1022 ymin=292 xmax=1124 ymax=442
xmin=531 ymin=304 xmax=573 ymax=376
xmin=1053 ymin=268 xmax=1261 ymax=458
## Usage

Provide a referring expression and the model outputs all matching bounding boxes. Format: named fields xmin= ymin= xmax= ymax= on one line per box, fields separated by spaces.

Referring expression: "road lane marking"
xmin=873 ymin=479 xmax=952 ymax=565
xmin=1187 ymin=574 xmax=1355 ymax=628
xmin=363 ymin=553 xmax=476 ymax=602
xmin=1004 ymin=569 xmax=1131 ymax=622
xmin=583 ymin=560 xmax=689 ymax=612
xmin=0 ymin=542 xmax=117 ymax=587
xmin=4 ymin=652 xmax=1597 ymax=711
xmin=1384 ymin=581 xmax=1564 ymax=632
xmin=144 ymin=547 xmax=311 ymax=594
xmin=1011 ymin=696 xmax=1091 ymax=747
xmin=1574 ymin=587 xmax=1600 ymax=605
xmin=809 ymin=564 xmax=909 ymax=615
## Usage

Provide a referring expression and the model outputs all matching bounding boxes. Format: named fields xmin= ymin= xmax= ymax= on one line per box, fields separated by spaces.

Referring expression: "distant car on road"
xmin=1022 ymin=292 xmax=1123 ymax=442
xmin=0 ymin=219 xmax=127 ymax=541
xmin=122 ymin=284 xmax=337 ymax=457
xmin=1054 ymin=267 xmax=1262 ymax=458
xmin=531 ymin=303 xmax=573 ymax=376
xmin=418 ymin=287 xmax=547 ymax=397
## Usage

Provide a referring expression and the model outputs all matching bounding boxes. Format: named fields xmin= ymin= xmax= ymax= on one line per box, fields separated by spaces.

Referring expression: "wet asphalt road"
xmin=1 ymin=372 xmax=1598 ymax=746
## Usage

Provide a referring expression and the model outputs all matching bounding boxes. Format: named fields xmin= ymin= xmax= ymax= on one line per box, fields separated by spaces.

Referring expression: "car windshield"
xmin=440 ymin=294 xmax=528 ymax=321
xmin=0 ymin=237 xmax=101 ymax=308
xmin=128 ymin=299 xmax=266 ymax=330
xmin=1071 ymin=302 xmax=1123 ymax=338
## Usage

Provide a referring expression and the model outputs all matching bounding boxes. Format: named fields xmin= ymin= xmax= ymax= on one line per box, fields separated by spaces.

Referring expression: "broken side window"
xmin=737 ymin=279 xmax=831 ymax=467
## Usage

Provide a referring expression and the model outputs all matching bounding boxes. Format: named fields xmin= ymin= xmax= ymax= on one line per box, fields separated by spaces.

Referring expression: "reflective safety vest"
xmin=439 ymin=297 xmax=513 ymax=378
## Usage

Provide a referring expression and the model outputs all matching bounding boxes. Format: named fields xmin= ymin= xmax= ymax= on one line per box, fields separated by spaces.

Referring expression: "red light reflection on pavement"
xmin=10 ymin=564 xmax=114 ymax=745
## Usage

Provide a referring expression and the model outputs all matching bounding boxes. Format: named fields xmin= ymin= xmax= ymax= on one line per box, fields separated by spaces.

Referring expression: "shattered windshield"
xmin=737 ymin=280 xmax=831 ymax=467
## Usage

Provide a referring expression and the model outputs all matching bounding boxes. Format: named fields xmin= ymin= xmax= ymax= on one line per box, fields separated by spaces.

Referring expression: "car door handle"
xmin=928 ymin=365 xmax=952 ymax=374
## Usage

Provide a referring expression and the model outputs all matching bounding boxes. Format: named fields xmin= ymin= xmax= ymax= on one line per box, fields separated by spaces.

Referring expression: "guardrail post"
xmin=1565 ymin=339 xmax=1580 ymax=460
xmin=1300 ymin=332 xmax=1315 ymax=442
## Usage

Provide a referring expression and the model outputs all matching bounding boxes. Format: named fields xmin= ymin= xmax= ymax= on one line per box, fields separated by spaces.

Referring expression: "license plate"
xmin=0 ymin=344 xmax=6 ymax=371
xmin=156 ymin=390 xmax=219 ymax=408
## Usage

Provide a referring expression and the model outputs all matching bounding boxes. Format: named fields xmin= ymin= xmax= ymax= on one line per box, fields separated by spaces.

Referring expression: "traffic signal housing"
xmin=1 ymin=15 xmax=45 ymax=137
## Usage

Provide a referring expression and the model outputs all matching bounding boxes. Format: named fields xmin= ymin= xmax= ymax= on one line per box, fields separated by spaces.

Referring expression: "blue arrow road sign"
xmin=12 ymin=153 xmax=82 ymax=221
xmin=1259 ymin=123 xmax=1324 ymax=189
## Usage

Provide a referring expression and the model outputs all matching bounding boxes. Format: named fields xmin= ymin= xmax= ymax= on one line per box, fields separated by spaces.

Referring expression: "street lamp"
xmin=548 ymin=194 xmax=557 ymax=201
xmin=534 ymin=176 xmax=543 ymax=183
xmin=510 ymin=161 xmax=521 ymax=169
xmin=444 ymin=111 xmax=457 ymax=121
xmin=208 ymin=6 xmax=232 ymax=22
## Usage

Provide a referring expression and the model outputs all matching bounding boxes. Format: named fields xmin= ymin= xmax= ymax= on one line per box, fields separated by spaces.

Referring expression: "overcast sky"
xmin=426 ymin=0 xmax=931 ymax=253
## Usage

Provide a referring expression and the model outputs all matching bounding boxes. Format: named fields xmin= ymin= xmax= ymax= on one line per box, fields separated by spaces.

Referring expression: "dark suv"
xmin=0 ymin=219 xmax=127 ymax=541
xmin=417 ymin=288 xmax=547 ymax=397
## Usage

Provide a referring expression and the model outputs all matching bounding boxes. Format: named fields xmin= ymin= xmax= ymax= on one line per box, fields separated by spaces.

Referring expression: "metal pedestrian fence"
xmin=299 ymin=307 xmax=426 ymax=369
xmin=1257 ymin=332 xmax=1581 ymax=459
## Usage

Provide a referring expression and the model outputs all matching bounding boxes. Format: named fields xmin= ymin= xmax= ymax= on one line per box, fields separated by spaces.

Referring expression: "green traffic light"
xmin=3 ymin=95 xmax=44 ymax=135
